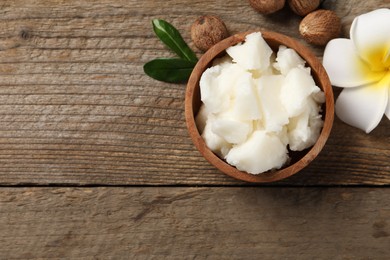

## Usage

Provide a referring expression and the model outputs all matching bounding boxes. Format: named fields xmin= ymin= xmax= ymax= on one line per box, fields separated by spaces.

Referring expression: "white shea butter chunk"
xmin=256 ymin=75 xmax=288 ymax=132
xmin=274 ymin=45 xmax=306 ymax=75
xmin=288 ymin=98 xmax=323 ymax=151
xmin=200 ymin=65 xmax=238 ymax=114
xmin=225 ymin=130 xmax=288 ymax=174
xmin=200 ymin=63 xmax=247 ymax=115
xmin=195 ymin=104 xmax=210 ymax=133
xmin=231 ymin=71 xmax=262 ymax=120
xmin=200 ymin=65 xmax=226 ymax=114
xmin=211 ymin=117 xmax=252 ymax=144
xmin=202 ymin=116 xmax=232 ymax=158
xmin=280 ymin=67 xmax=322 ymax=117
xmin=226 ymin=32 xmax=273 ymax=72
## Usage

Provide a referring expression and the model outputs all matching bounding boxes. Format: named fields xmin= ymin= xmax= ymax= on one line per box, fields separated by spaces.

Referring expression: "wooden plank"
xmin=0 ymin=187 xmax=389 ymax=259
xmin=0 ymin=0 xmax=389 ymax=185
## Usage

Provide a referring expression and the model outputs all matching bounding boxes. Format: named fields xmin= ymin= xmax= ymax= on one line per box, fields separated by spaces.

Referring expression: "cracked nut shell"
xmin=299 ymin=9 xmax=341 ymax=46
xmin=191 ymin=15 xmax=229 ymax=52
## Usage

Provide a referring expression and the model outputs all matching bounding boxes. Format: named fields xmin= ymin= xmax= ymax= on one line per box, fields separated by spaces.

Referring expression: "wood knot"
xmin=19 ymin=29 xmax=31 ymax=40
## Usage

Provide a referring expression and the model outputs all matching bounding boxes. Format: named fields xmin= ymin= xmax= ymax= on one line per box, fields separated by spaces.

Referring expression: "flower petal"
xmin=335 ymin=77 xmax=389 ymax=133
xmin=323 ymin=39 xmax=385 ymax=88
xmin=385 ymin=81 xmax=390 ymax=120
xmin=350 ymin=8 xmax=390 ymax=70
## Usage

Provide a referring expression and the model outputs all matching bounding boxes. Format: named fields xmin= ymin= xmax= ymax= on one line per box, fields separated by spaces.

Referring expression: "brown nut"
xmin=299 ymin=9 xmax=341 ymax=46
xmin=248 ymin=0 xmax=285 ymax=15
xmin=191 ymin=15 xmax=229 ymax=52
xmin=288 ymin=0 xmax=320 ymax=16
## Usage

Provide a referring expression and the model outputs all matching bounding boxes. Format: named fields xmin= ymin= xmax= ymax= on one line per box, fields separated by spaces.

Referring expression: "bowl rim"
xmin=185 ymin=30 xmax=334 ymax=183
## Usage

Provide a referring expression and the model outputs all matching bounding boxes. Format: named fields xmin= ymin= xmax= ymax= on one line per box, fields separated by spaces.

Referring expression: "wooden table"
xmin=0 ymin=0 xmax=389 ymax=258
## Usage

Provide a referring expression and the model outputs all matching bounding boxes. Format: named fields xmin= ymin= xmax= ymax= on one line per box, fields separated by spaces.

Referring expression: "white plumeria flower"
xmin=323 ymin=8 xmax=390 ymax=133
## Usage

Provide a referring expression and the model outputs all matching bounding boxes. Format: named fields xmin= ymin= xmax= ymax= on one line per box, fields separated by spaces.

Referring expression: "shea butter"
xmin=196 ymin=32 xmax=325 ymax=174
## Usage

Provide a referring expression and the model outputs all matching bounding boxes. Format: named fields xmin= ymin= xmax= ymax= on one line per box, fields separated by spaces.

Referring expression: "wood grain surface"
xmin=0 ymin=0 xmax=389 ymax=185
xmin=1 ymin=2 xmax=389 ymax=257
xmin=0 ymin=187 xmax=389 ymax=259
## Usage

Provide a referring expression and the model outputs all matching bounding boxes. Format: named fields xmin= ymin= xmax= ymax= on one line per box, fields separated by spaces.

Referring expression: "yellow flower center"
xmin=357 ymin=45 xmax=390 ymax=88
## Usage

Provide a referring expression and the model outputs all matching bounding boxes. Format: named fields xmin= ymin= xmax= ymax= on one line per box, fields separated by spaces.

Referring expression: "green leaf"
xmin=152 ymin=19 xmax=198 ymax=63
xmin=143 ymin=58 xmax=196 ymax=83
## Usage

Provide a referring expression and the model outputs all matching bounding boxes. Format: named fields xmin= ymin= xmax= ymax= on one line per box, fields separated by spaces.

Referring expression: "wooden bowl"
xmin=185 ymin=31 xmax=334 ymax=183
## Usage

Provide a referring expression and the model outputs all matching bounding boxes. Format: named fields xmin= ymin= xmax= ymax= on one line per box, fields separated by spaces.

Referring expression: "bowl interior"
xmin=185 ymin=31 xmax=334 ymax=183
